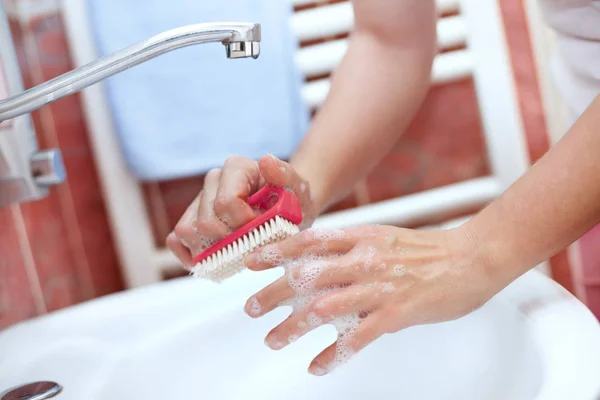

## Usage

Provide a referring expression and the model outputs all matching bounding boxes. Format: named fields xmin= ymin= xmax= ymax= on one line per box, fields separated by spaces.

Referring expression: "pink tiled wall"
xmin=579 ymin=226 xmax=600 ymax=318
xmin=0 ymin=0 xmax=597 ymax=329
xmin=0 ymin=1 xmax=124 ymax=329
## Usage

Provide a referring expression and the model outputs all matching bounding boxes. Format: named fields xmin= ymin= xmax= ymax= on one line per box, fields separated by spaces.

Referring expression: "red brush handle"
xmin=192 ymin=185 xmax=302 ymax=264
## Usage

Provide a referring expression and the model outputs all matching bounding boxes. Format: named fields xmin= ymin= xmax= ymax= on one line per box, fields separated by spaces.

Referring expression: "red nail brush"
xmin=191 ymin=185 xmax=303 ymax=282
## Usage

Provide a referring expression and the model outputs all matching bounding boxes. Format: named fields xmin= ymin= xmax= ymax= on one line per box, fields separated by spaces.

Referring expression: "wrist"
xmin=445 ymin=223 xmax=506 ymax=294
xmin=452 ymin=220 xmax=530 ymax=291
xmin=290 ymin=158 xmax=331 ymax=215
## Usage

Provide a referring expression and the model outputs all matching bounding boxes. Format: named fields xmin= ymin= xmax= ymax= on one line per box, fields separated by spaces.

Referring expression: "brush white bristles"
xmin=191 ymin=215 xmax=299 ymax=283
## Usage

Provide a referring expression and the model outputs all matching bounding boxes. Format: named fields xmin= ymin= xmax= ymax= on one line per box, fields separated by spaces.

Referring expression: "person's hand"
xmin=243 ymin=224 xmax=501 ymax=376
xmin=167 ymin=154 xmax=318 ymax=268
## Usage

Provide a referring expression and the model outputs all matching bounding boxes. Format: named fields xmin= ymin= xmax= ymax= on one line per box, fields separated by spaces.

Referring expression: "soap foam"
xmin=217 ymin=213 xmax=234 ymax=233
xmin=393 ymin=264 xmax=406 ymax=277
xmin=288 ymin=334 xmax=299 ymax=343
xmin=363 ymin=246 xmax=376 ymax=271
xmin=310 ymin=228 xmax=346 ymax=242
xmin=260 ymin=246 xmax=284 ymax=265
xmin=191 ymin=220 xmax=216 ymax=245
xmin=270 ymin=250 xmax=362 ymax=374
xmin=307 ymin=312 xmax=323 ymax=327
xmin=182 ymin=228 xmax=217 ymax=255
xmin=248 ymin=296 xmax=262 ymax=317
xmin=198 ymin=236 xmax=216 ymax=250
xmin=381 ymin=282 xmax=395 ymax=293
xmin=329 ymin=313 xmax=360 ymax=371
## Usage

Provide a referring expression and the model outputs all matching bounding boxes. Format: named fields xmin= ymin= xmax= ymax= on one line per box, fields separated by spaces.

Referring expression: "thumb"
xmin=258 ymin=154 xmax=296 ymax=187
xmin=258 ymin=154 xmax=317 ymax=229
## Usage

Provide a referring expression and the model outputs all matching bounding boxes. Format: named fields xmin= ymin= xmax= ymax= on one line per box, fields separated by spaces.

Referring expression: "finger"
xmin=315 ymin=247 xmax=398 ymax=288
xmin=309 ymin=284 xmax=383 ymax=319
xmin=214 ymin=156 xmax=261 ymax=229
xmin=172 ymin=195 xmax=206 ymax=255
xmin=244 ymin=276 xmax=295 ymax=318
xmin=246 ymin=256 xmax=342 ymax=317
xmin=313 ymin=253 xmax=362 ymax=289
xmin=166 ymin=232 xmax=193 ymax=269
xmin=308 ymin=311 xmax=385 ymax=376
xmin=244 ymin=228 xmax=355 ymax=271
xmin=263 ymin=285 xmax=377 ymax=351
xmin=258 ymin=154 xmax=305 ymax=194
xmin=195 ymin=168 xmax=231 ymax=240
xmin=258 ymin=154 xmax=315 ymax=229
xmin=264 ymin=310 xmax=329 ymax=350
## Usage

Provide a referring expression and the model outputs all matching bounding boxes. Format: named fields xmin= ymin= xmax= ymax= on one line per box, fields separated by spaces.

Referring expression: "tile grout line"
xmin=20 ymin=8 xmax=97 ymax=299
xmin=10 ymin=205 xmax=47 ymax=314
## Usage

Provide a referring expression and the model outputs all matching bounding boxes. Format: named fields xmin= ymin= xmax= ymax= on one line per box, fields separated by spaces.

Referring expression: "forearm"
xmin=464 ymin=95 xmax=600 ymax=284
xmin=291 ymin=0 xmax=436 ymax=212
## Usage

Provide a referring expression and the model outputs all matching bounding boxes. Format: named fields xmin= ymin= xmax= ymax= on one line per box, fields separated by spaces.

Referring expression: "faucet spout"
xmin=0 ymin=20 xmax=260 ymax=208
xmin=0 ymin=22 xmax=261 ymax=122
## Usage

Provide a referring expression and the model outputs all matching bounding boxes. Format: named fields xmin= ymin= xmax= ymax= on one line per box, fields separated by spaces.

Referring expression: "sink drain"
xmin=0 ymin=381 xmax=62 ymax=400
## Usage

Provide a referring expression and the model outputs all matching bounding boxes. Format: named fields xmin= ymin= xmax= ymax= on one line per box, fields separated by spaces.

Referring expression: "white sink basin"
xmin=1 ymin=269 xmax=599 ymax=399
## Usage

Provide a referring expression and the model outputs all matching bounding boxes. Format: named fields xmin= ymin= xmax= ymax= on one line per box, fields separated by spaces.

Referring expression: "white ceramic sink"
xmin=1 ymin=269 xmax=599 ymax=400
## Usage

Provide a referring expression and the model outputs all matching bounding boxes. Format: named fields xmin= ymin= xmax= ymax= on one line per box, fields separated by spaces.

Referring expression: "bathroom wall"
xmin=0 ymin=0 xmax=596 ymax=330
xmin=0 ymin=0 xmax=124 ymax=329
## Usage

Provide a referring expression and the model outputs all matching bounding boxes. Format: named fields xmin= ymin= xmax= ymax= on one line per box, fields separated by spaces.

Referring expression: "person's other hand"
xmin=167 ymin=154 xmax=317 ymax=268
xmin=243 ymin=224 xmax=499 ymax=376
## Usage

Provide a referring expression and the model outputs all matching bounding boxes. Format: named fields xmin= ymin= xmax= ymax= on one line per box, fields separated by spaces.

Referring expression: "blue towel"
xmin=86 ymin=0 xmax=309 ymax=181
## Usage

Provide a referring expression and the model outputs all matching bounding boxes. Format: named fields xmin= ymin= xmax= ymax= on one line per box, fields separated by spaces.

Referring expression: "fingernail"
xmin=265 ymin=336 xmax=286 ymax=350
xmin=309 ymin=364 xmax=328 ymax=376
xmin=245 ymin=296 xmax=262 ymax=317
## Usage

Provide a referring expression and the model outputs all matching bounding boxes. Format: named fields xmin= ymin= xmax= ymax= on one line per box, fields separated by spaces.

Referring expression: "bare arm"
xmin=240 ymin=97 xmax=600 ymax=376
xmin=291 ymin=0 xmax=437 ymax=211
xmin=169 ymin=0 xmax=437 ymax=265
xmin=465 ymin=95 xmax=600 ymax=286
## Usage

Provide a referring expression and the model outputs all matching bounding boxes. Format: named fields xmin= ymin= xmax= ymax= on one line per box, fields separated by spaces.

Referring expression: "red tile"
xmin=34 ymin=12 xmax=123 ymax=294
xmin=498 ymin=0 xmax=550 ymax=164
xmin=14 ymin=13 xmax=86 ymax=311
xmin=580 ymin=225 xmax=600 ymax=282
xmin=549 ymin=250 xmax=575 ymax=295
xmin=18 ymin=196 xmax=84 ymax=311
xmin=0 ymin=207 xmax=41 ymax=329
xmin=366 ymin=79 xmax=489 ymax=204
xmin=499 ymin=0 xmax=578 ymax=296
xmin=13 ymin=11 xmax=124 ymax=307
xmin=154 ymin=176 xmax=205 ymax=243
xmin=586 ymin=289 xmax=600 ymax=321
xmin=579 ymin=225 xmax=600 ymax=317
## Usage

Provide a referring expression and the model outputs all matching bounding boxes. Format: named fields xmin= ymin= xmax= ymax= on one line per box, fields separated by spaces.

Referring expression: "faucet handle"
xmin=30 ymin=149 xmax=66 ymax=186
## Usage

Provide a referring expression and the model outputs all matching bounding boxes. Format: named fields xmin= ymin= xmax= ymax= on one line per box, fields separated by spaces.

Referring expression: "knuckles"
xmin=213 ymin=195 xmax=241 ymax=216
xmin=165 ymin=232 xmax=179 ymax=249
xmin=205 ymin=168 xmax=221 ymax=181
xmin=223 ymin=155 xmax=253 ymax=169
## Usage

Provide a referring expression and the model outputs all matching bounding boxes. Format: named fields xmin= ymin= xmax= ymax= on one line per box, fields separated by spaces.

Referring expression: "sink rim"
xmin=1 ymin=269 xmax=599 ymax=400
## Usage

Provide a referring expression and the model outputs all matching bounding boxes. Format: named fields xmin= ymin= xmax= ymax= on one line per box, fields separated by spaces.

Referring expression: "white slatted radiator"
xmin=62 ymin=0 xmax=535 ymax=287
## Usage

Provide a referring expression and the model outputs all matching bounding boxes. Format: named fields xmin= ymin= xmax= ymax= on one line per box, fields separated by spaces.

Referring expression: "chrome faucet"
xmin=0 ymin=2 xmax=260 ymax=207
